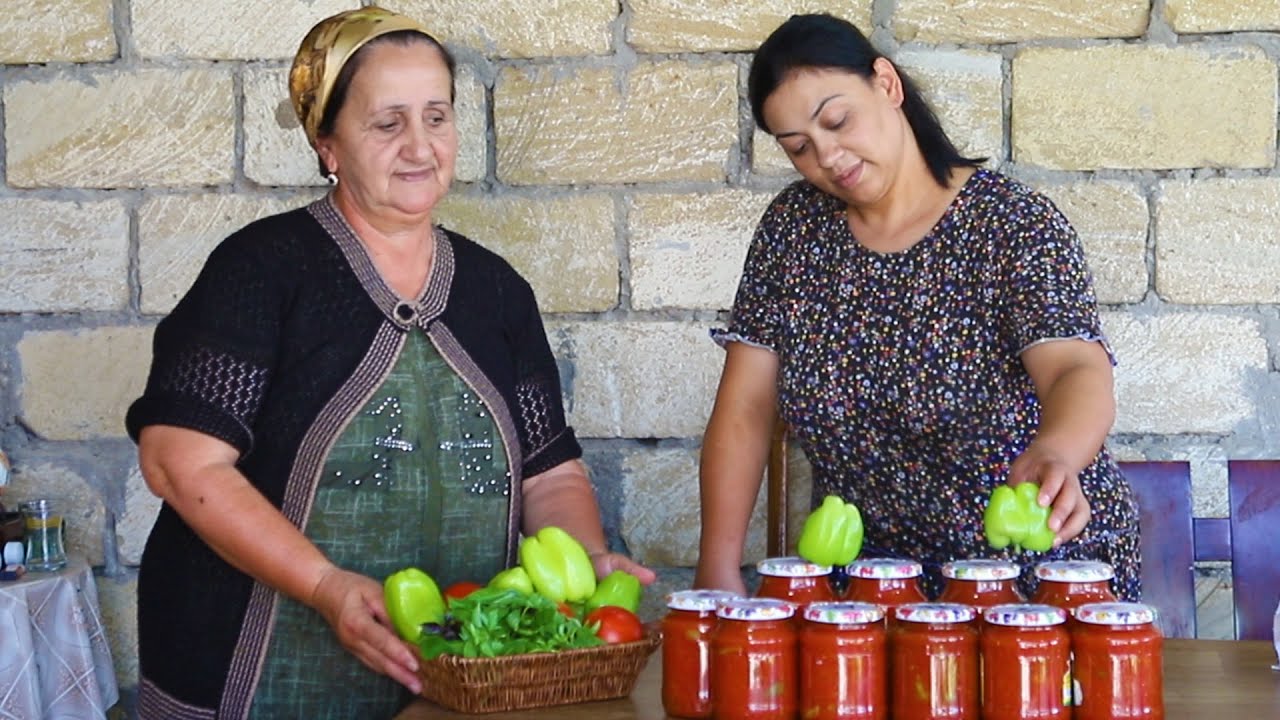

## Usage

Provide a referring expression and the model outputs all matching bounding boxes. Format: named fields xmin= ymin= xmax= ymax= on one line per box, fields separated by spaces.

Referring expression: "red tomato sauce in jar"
xmin=939 ymin=559 xmax=1024 ymax=611
xmin=711 ymin=597 xmax=798 ymax=720
xmin=756 ymin=556 xmax=837 ymax=607
xmin=981 ymin=604 xmax=1071 ymax=720
xmin=799 ymin=601 xmax=887 ymax=720
xmin=891 ymin=603 xmax=980 ymax=720
xmin=661 ymin=589 xmax=739 ymax=718
xmin=1071 ymin=602 xmax=1164 ymax=720
xmin=846 ymin=559 xmax=926 ymax=613
xmin=1030 ymin=561 xmax=1117 ymax=613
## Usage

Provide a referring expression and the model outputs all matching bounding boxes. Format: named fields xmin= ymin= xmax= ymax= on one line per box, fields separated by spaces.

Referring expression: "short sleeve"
xmin=1001 ymin=199 xmax=1114 ymax=363
xmin=125 ymin=232 xmax=284 ymax=455
xmin=712 ymin=208 xmax=787 ymax=352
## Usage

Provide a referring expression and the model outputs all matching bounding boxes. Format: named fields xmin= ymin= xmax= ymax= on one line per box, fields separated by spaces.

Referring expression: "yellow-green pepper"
xmin=984 ymin=482 xmax=1055 ymax=552
xmin=383 ymin=567 xmax=445 ymax=643
xmin=584 ymin=570 xmax=643 ymax=614
xmin=488 ymin=565 xmax=534 ymax=595
xmin=797 ymin=495 xmax=864 ymax=567
xmin=519 ymin=526 xmax=597 ymax=603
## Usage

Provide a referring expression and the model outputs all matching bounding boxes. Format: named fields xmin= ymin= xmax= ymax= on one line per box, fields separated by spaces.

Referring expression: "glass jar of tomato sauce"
xmin=662 ymin=589 xmax=739 ymax=719
xmin=757 ymin=556 xmax=837 ymax=606
xmin=799 ymin=601 xmax=887 ymax=720
xmin=711 ymin=597 xmax=798 ymax=720
xmin=1072 ymin=602 xmax=1164 ymax=720
xmin=939 ymin=559 xmax=1024 ymax=611
xmin=891 ymin=603 xmax=980 ymax=720
xmin=981 ymin=604 xmax=1071 ymax=720
xmin=846 ymin=558 xmax=926 ymax=613
xmin=1030 ymin=561 xmax=1117 ymax=613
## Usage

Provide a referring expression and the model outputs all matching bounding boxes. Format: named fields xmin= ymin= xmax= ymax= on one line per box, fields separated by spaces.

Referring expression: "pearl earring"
xmin=326 ymin=172 xmax=339 ymax=186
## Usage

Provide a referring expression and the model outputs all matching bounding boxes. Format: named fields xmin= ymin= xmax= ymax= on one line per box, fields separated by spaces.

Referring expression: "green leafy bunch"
xmin=416 ymin=586 xmax=604 ymax=659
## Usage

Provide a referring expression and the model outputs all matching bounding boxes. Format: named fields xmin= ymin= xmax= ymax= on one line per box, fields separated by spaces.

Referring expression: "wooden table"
xmin=397 ymin=638 xmax=1280 ymax=719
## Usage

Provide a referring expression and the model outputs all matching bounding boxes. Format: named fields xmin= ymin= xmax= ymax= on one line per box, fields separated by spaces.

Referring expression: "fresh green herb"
xmin=416 ymin=586 xmax=604 ymax=659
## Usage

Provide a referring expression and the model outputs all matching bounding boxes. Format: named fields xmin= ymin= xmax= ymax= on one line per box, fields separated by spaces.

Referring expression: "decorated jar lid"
xmin=716 ymin=597 xmax=797 ymax=622
xmin=895 ymin=602 xmax=977 ymax=624
xmin=757 ymin=556 xmax=832 ymax=577
xmin=942 ymin=558 xmax=1020 ymax=581
xmin=1034 ymin=560 xmax=1115 ymax=583
xmin=984 ymin=603 xmax=1068 ymax=627
xmin=802 ymin=601 xmax=886 ymax=625
xmin=848 ymin=558 xmax=923 ymax=580
xmin=666 ymin=589 xmax=740 ymax=612
xmin=1074 ymin=602 xmax=1158 ymax=626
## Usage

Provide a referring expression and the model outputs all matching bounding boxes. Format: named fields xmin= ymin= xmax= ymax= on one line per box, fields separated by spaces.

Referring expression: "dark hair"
xmin=748 ymin=14 xmax=982 ymax=187
xmin=315 ymin=30 xmax=457 ymax=177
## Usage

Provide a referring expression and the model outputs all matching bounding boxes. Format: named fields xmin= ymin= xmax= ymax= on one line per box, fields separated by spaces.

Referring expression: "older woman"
xmin=126 ymin=8 xmax=652 ymax=719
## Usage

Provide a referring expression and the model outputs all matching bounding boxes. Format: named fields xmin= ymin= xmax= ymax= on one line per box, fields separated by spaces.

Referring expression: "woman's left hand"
xmin=1007 ymin=443 xmax=1092 ymax=546
xmin=590 ymin=551 xmax=658 ymax=586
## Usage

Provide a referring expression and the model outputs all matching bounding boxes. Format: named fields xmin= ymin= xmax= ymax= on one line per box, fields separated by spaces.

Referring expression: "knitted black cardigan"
xmin=125 ymin=197 xmax=581 ymax=719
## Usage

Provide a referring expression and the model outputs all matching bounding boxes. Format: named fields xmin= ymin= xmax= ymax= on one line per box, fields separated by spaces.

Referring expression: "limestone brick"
xmin=137 ymin=194 xmax=312 ymax=315
xmin=895 ymin=0 xmax=1149 ymax=43
xmin=5 ymin=461 xmax=107 ymax=565
xmin=1012 ymin=46 xmax=1276 ymax=171
xmin=1167 ymin=0 xmax=1280 ymax=33
xmin=6 ymin=69 xmax=235 ymax=188
xmin=495 ymin=61 xmax=738 ymax=185
xmin=380 ymin=0 xmax=614 ymax=57
xmin=1156 ymin=179 xmax=1280 ymax=304
xmin=1107 ymin=312 xmax=1267 ymax=434
xmin=0 ymin=199 xmax=130 ymax=313
xmin=628 ymin=0 xmax=873 ymax=52
xmin=436 ymin=192 xmax=617 ymax=312
xmin=243 ymin=66 xmax=486 ymax=186
xmin=895 ymin=50 xmax=1004 ymax=165
xmin=1041 ymin=182 xmax=1149 ymax=304
xmin=0 ymin=0 xmax=116 ymax=63
xmin=96 ymin=576 xmax=140 ymax=688
xmin=17 ymin=326 xmax=153 ymax=441
xmin=752 ymin=128 xmax=799 ymax=177
xmin=132 ymin=0 xmax=353 ymax=60
xmin=117 ymin=466 xmax=163 ymax=566
xmin=628 ymin=190 xmax=773 ymax=311
xmin=548 ymin=321 xmax=723 ymax=438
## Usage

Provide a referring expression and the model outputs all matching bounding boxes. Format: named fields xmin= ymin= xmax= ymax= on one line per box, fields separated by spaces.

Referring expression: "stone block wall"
xmin=2 ymin=1 xmax=1279 ymax=713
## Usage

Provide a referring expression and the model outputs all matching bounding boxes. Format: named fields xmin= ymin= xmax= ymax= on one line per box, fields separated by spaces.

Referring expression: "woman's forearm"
xmin=521 ymin=459 xmax=608 ymax=556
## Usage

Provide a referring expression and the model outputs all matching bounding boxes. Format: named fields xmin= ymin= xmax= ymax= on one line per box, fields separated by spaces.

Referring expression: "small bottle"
xmin=846 ymin=558 xmax=927 ymax=616
xmin=21 ymin=498 xmax=66 ymax=572
xmin=711 ymin=597 xmax=798 ymax=720
xmin=891 ymin=603 xmax=980 ymax=720
xmin=661 ymin=589 xmax=738 ymax=719
xmin=981 ymin=604 xmax=1071 ymax=720
xmin=799 ymin=601 xmax=887 ymax=720
xmin=939 ymin=559 xmax=1025 ymax=612
xmin=1072 ymin=602 xmax=1164 ymax=720
xmin=1030 ymin=560 xmax=1117 ymax=613
xmin=757 ymin=556 xmax=837 ymax=607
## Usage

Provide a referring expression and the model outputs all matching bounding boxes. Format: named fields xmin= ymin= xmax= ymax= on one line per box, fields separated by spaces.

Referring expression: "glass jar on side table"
xmin=981 ymin=604 xmax=1071 ymax=720
xmin=711 ymin=597 xmax=798 ymax=720
xmin=1071 ymin=602 xmax=1163 ymax=720
xmin=800 ymin=601 xmax=887 ymax=720
xmin=661 ymin=589 xmax=738 ymax=719
xmin=20 ymin=499 xmax=66 ymax=572
xmin=891 ymin=603 xmax=980 ymax=720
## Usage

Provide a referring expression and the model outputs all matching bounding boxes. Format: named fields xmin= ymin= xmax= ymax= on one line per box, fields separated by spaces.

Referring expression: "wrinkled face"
xmin=761 ymin=61 xmax=906 ymax=207
xmin=316 ymin=41 xmax=457 ymax=225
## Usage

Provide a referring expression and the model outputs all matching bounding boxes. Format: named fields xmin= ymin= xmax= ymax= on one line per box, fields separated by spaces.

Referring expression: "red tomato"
xmin=443 ymin=581 xmax=483 ymax=602
xmin=585 ymin=606 xmax=645 ymax=644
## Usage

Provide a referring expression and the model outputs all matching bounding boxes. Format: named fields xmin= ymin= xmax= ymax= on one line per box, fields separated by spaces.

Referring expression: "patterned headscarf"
xmin=288 ymin=7 xmax=432 ymax=147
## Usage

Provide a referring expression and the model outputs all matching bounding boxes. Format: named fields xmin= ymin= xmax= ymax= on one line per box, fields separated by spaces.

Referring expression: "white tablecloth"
xmin=0 ymin=558 xmax=118 ymax=720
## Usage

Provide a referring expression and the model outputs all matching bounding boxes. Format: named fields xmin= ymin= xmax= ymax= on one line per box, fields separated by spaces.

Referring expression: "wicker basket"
xmin=415 ymin=629 xmax=661 ymax=714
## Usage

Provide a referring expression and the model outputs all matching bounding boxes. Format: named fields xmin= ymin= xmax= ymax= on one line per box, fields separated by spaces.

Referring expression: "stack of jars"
xmin=661 ymin=557 xmax=1163 ymax=720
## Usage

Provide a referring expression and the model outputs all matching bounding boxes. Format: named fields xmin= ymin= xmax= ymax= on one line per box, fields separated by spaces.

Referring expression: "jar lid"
xmin=942 ymin=559 xmax=1021 ymax=581
xmin=716 ymin=597 xmax=797 ymax=621
xmin=666 ymin=589 xmax=739 ymax=612
xmin=1074 ymin=602 xmax=1158 ymax=626
xmin=895 ymin=602 xmax=977 ymax=624
xmin=983 ymin=603 xmax=1067 ymax=627
xmin=847 ymin=558 xmax=923 ymax=580
xmin=757 ymin=556 xmax=832 ymax=577
xmin=802 ymin=601 xmax=885 ymax=625
xmin=1034 ymin=560 xmax=1114 ymax=583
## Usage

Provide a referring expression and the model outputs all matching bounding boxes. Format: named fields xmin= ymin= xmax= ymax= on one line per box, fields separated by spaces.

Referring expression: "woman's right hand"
xmin=309 ymin=566 xmax=423 ymax=694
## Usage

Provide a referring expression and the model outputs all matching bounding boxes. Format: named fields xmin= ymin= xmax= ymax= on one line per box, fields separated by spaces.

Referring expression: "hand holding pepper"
xmin=1006 ymin=441 xmax=1094 ymax=547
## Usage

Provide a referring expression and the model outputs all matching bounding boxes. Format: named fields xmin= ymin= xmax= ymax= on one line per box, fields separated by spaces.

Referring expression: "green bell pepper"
xmin=797 ymin=495 xmax=864 ymax=566
xmin=519 ymin=526 xmax=598 ymax=603
xmin=383 ymin=567 xmax=445 ymax=643
xmin=489 ymin=565 xmax=535 ymax=595
xmin=984 ymin=482 xmax=1055 ymax=552
xmin=584 ymin=570 xmax=643 ymax=614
